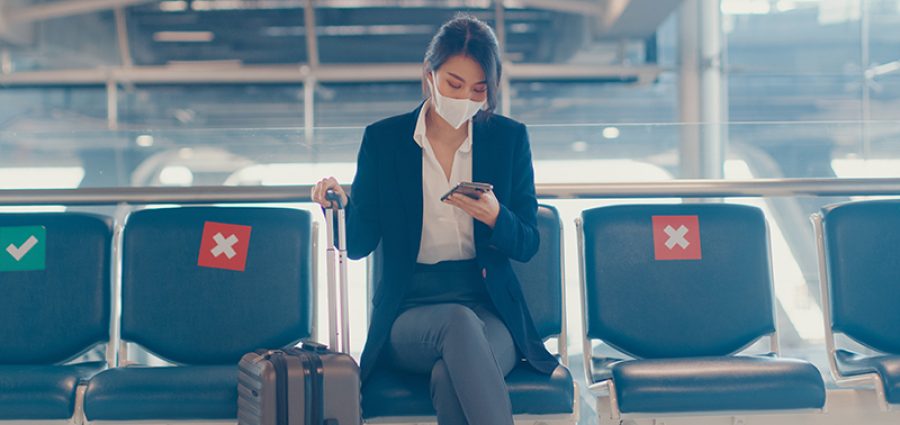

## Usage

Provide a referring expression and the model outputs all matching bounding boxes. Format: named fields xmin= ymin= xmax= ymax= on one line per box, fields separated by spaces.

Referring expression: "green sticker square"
xmin=0 ymin=226 xmax=46 ymax=272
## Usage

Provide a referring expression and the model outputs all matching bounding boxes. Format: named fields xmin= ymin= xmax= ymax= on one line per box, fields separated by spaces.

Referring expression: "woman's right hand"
xmin=311 ymin=177 xmax=348 ymax=208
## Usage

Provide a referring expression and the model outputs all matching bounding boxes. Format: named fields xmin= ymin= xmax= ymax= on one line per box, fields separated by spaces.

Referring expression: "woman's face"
xmin=430 ymin=54 xmax=488 ymax=103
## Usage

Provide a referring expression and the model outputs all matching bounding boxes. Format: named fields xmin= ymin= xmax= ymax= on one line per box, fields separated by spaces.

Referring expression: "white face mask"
xmin=429 ymin=72 xmax=486 ymax=130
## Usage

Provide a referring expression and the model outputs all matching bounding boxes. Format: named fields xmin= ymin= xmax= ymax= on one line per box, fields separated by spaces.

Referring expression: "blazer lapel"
xmin=394 ymin=105 xmax=424 ymax=259
xmin=472 ymin=114 xmax=495 ymax=248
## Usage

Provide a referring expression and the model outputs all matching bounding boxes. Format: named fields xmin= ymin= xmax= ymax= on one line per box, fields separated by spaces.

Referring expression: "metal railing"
xmin=2 ymin=178 xmax=900 ymax=206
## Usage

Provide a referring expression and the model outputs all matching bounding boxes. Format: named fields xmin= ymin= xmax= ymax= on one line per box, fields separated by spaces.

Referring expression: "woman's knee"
xmin=435 ymin=304 xmax=485 ymax=337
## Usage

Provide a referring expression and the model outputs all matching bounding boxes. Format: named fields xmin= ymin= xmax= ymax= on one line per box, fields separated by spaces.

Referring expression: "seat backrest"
xmin=511 ymin=205 xmax=563 ymax=340
xmin=368 ymin=205 xmax=563 ymax=340
xmin=121 ymin=207 xmax=313 ymax=365
xmin=0 ymin=213 xmax=111 ymax=364
xmin=823 ymin=200 xmax=900 ymax=355
xmin=580 ymin=203 xmax=775 ymax=359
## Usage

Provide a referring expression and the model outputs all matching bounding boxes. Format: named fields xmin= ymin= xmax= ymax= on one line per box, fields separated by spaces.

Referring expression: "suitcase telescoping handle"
xmin=324 ymin=189 xmax=350 ymax=354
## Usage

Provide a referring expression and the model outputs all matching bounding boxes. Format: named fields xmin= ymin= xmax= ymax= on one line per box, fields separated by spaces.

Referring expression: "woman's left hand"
xmin=444 ymin=190 xmax=501 ymax=228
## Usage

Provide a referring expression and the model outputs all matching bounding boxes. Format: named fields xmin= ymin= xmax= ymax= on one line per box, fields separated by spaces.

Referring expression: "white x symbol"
xmin=663 ymin=225 xmax=690 ymax=250
xmin=211 ymin=233 xmax=239 ymax=259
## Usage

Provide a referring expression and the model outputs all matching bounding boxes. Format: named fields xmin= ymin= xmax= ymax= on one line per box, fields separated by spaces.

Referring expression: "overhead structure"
xmin=0 ymin=0 xmax=683 ymax=131
xmin=518 ymin=0 xmax=684 ymax=38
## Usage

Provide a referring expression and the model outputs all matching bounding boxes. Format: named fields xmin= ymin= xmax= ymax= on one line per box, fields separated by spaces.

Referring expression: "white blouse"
xmin=413 ymin=102 xmax=476 ymax=264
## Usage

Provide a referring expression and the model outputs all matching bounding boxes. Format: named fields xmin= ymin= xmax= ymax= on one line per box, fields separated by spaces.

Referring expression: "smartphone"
xmin=441 ymin=181 xmax=494 ymax=201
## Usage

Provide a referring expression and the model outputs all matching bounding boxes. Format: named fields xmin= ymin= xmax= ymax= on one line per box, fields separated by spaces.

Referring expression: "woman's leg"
xmin=429 ymin=359 xmax=467 ymax=425
xmin=389 ymin=303 xmax=517 ymax=425
xmin=473 ymin=304 xmax=519 ymax=376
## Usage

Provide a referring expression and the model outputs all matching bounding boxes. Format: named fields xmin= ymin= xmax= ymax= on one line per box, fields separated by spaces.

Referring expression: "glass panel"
xmin=724 ymin=1 xmax=866 ymax=124
xmin=315 ymin=82 xmax=423 ymax=127
xmin=119 ymin=84 xmax=305 ymax=128
xmin=510 ymin=79 xmax=678 ymax=125
xmin=724 ymin=0 xmax=862 ymax=74
xmin=868 ymin=0 xmax=900 ymax=66
xmin=0 ymin=87 xmax=108 ymax=129
xmin=870 ymin=74 xmax=900 ymax=120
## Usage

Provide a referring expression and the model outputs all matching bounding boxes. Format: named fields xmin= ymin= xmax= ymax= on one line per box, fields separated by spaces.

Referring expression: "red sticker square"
xmin=652 ymin=215 xmax=702 ymax=261
xmin=197 ymin=221 xmax=252 ymax=271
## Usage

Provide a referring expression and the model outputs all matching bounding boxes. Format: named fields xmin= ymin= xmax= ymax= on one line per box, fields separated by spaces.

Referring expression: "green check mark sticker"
xmin=0 ymin=226 xmax=46 ymax=271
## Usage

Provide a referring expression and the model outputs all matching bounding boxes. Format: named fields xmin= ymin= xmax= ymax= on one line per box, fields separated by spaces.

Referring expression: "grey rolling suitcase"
xmin=238 ymin=190 xmax=360 ymax=425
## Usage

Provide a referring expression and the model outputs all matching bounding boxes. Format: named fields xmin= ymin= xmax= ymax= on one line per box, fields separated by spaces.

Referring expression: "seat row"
xmin=0 ymin=200 xmax=897 ymax=424
xmin=0 ymin=207 xmax=315 ymax=424
xmin=577 ymin=201 xmax=900 ymax=421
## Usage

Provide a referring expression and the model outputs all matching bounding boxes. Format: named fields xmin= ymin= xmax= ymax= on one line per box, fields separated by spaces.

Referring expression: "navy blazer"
xmin=346 ymin=104 xmax=559 ymax=384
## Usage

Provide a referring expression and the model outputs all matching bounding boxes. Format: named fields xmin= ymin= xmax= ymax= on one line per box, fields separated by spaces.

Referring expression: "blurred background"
xmin=2 ymin=0 xmax=899 ymax=186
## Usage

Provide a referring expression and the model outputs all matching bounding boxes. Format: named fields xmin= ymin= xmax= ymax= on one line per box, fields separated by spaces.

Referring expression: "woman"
xmin=311 ymin=15 xmax=557 ymax=425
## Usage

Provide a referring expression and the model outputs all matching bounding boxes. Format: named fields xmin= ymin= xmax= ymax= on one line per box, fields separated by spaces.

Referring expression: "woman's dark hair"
xmin=423 ymin=14 xmax=502 ymax=115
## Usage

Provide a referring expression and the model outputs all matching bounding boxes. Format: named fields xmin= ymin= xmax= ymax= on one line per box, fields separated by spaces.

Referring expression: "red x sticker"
xmin=197 ymin=221 xmax=252 ymax=271
xmin=652 ymin=215 xmax=702 ymax=261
